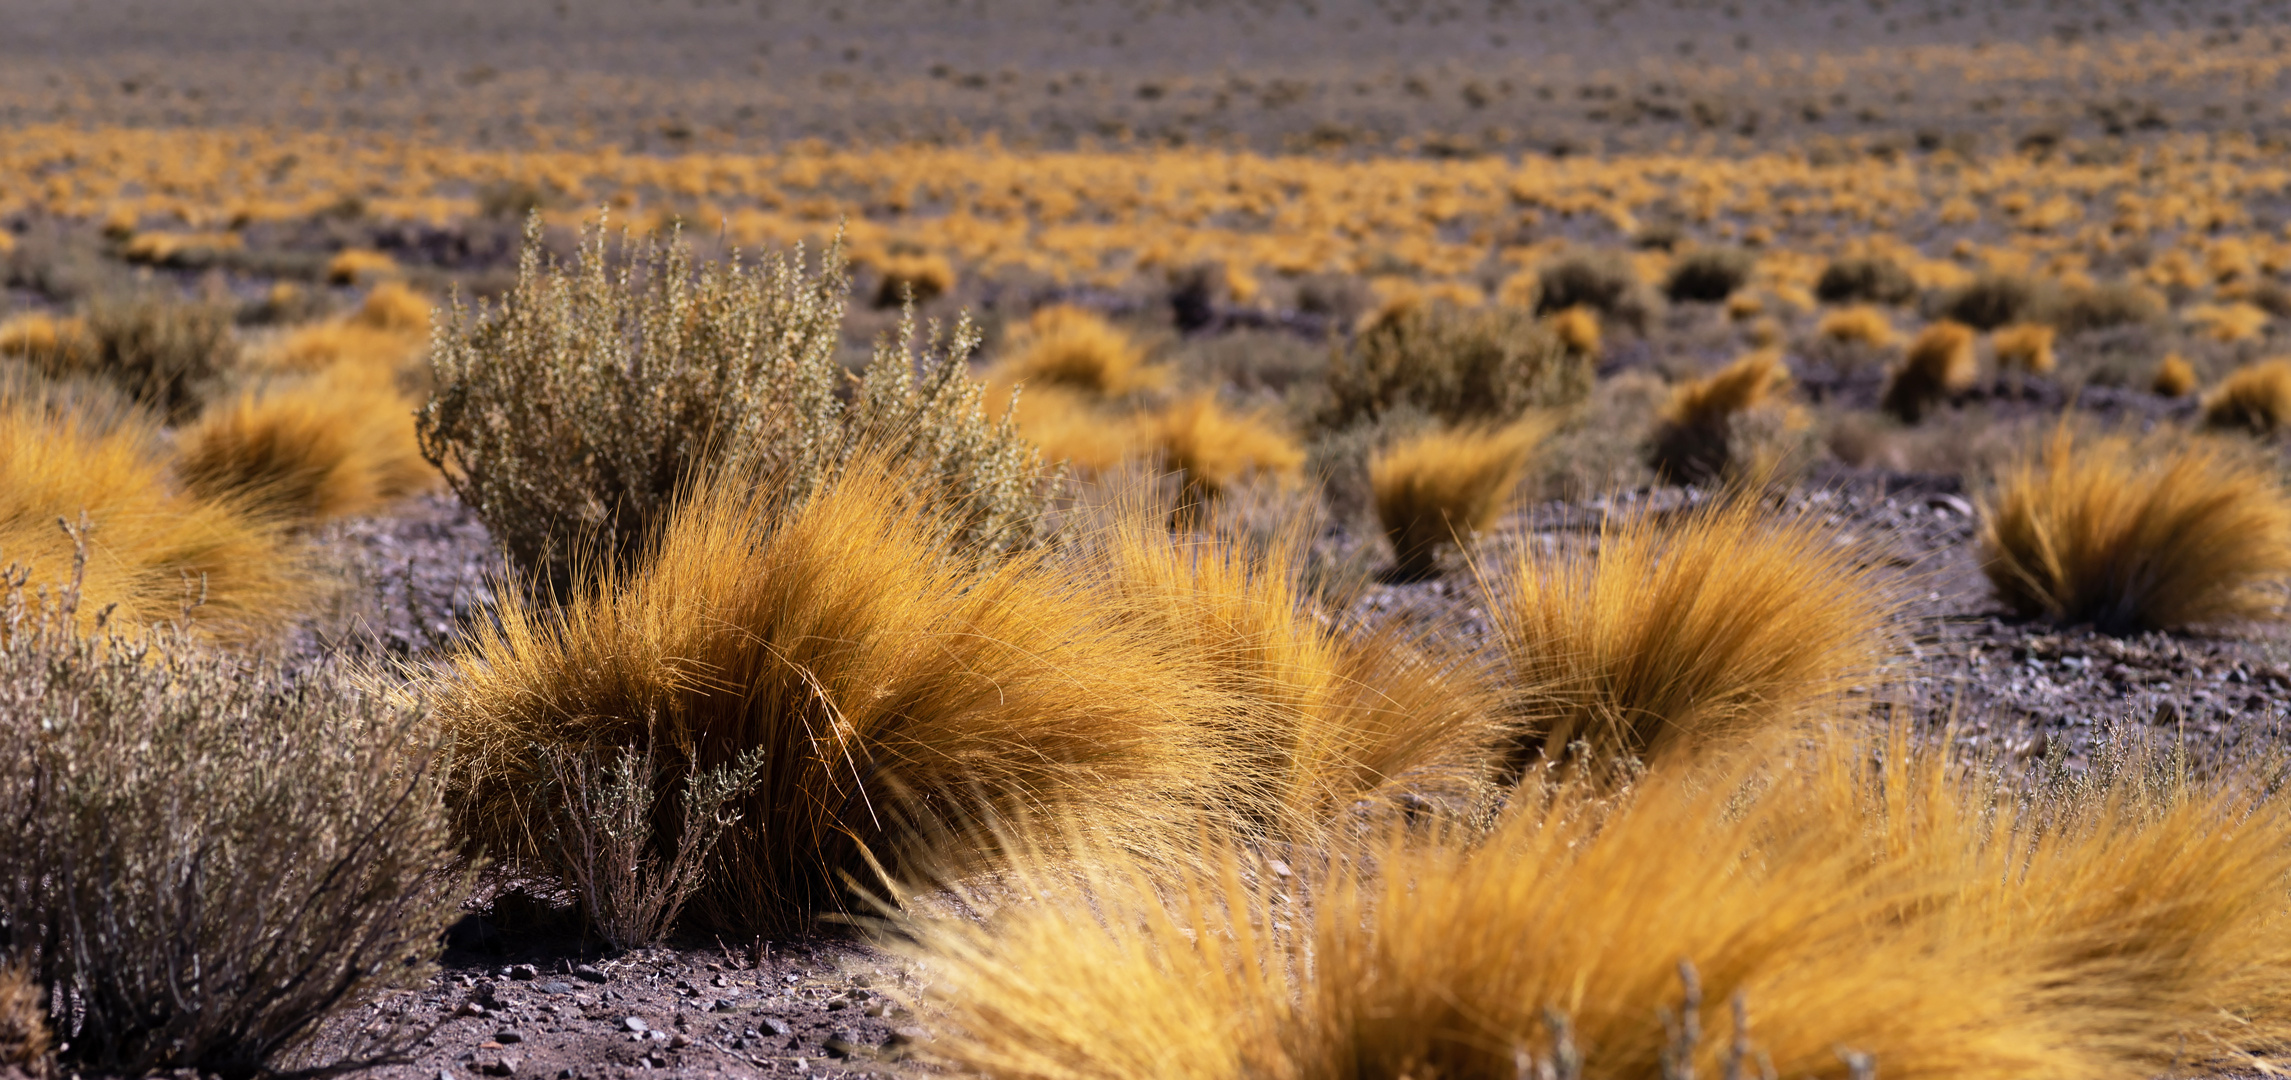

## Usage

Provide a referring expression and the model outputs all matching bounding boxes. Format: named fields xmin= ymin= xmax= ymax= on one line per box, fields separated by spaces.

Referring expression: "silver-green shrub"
xmin=419 ymin=214 xmax=1048 ymax=589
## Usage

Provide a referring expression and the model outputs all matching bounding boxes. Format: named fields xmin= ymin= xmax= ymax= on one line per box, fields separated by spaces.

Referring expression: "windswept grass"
xmin=1002 ymin=385 xmax=1144 ymax=473
xmin=1981 ymin=426 xmax=2291 ymax=633
xmin=1483 ymin=495 xmax=1888 ymax=769
xmin=1992 ymin=323 xmax=2057 ymax=375
xmin=434 ymin=462 xmax=1228 ymax=933
xmin=1818 ymin=305 xmax=1897 ymax=347
xmin=2151 ymin=354 xmax=2196 ymax=397
xmin=1884 ymin=321 xmax=1978 ymax=422
xmin=1369 ymin=419 xmax=1554 ymax=580
xmin=1650 ymin=349 xmax=1795 ymax=484
xmin=2202 ymin=359 xmax=2291 ymax=436
xmin=899 ymin=722 xmax=2291 ymax=1080
xmin=1149 ymin=394 xmax=1303 ymax=518
xmin=175 ymin=371 xmax=436 ymax=522
xmin=991 ymin=306 xmax=1162 ymax=399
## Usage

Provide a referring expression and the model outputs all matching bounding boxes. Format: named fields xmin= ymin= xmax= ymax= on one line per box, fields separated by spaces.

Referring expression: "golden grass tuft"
xmin=992 ymin=305 xmax=1162 ymax=398
xmin=1992 ymin=322 xmax=2057 ymax=375
xmin=1882 ymin=320 xmax=1978 ymax=422
xmin=2185 ymin=301 xmax=2270 ymax=344
xmin=1148 ymin=394 xmax=1303 ymax=516
xmin=1001 ymin=384 xmax=1144 ymax=473
xmin=1484 ymin=495 xmax=1887 ymax=769
xmin=434 ymin=462 xmax=1232 ymax=932
xmin=0 ymin=314 xmax=93 ymax=365
xmin=1817 ymin=304 xmax=1897 ymax=346
xmin=174 ymin=371 xmax=436 ymax=522
xmin=2151 ymin=353 xmax=2197 ymax=397
xmin=1547 ymin=305 xmax=1601 ymax=356
xmin=2202 ymin=358 xmax=2291 ymax=436
xmin=348 ymin=280 xmax=432 ymax=333
xmin=0 ymin=388 xmax=305 ymax=637
xmin=870 ymin=251 xmax=957 ymax=307
xmin=1650 ymin=349 xmax=1796 ymax=484
xmin=901 ymin=721 xmax=2291 ymax=1080
xmin=1981 ymin=425 xmax=2291 ymax=632
xmin=323 ymin=248 xmax=399 ymax=285
xmin=1369 ymin=419 xmax=1555 ymax=581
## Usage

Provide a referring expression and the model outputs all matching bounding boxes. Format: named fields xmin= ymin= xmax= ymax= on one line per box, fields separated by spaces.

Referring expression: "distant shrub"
xmin=420 ymin=215 xmax=1048 ymax=591
xmin=1992 ymin=322 xmax=2057 ymax=375
xmin=1150 ymin=393 xmax=1303 ymax=517
xmin=990 ymin=305 xmax=1162 ymax=398
xmin=32 ymin=297 xmax=240 ymax=422
xmin=1817 ymin=304 xmax=1896 ymax=346
xmin=0 ymin=962 xmax=47 ymax=1077
xmin=1883 ymin=321 xmax=1978 ymax=422
xmin=0 ymin=313 xmax=93 ymax=367
xmin=1650 ymin=349 xmax=1797 ymax=484
xmin=2051 ymin=281 xmax=2166 ymax=333
xmin=2151 ymin=353 xmax=2196 ymax=397
xmin=237 ymin=281 xmax=336 ymax=327
xmin=0 ymin=576 xmax=460 ymax=1077
xmin=1662 ymin=246 xmax=1754 ymax=303
xmin=1548 ymin=305 xmax=1602 ymax=356
xmin=1370 ymin=419 xmax=1554 ymax=580
xmin=1937 ymin=273 xmax=2040 ymax=331
xmin=869 ymin=252 xmax=956 ymax=308
xmin=1324 ymin=303 xmax=1589 ymax=428
xmin=1535 ymin=252 xmax=1658 ymax=332
xmin=324 ymin=249 xmax=399 ymax=285
xmin=177 ymin=371 xmax=436 ymax=522
xmin=2186 ymin=301 xmax=2271 ymax=344
xmin=2202 ymin=359 xmax=2291 ymax=437
xmin=1814 ymin=255 xmax=1919 ymax=306
xmin=1982 ymin=426 xmax=2291 ymax=632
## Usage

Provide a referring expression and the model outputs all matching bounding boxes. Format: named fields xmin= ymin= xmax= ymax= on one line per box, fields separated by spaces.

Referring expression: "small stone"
xmin=823 ymin=1031 xmax=860 ymax=1059
xmin=825 ymin=998 xmax=848 ymax=1011
xmin=505 ymin=964 xmax=539 ymax=981
xmin=622 ymin=1016 xmax=649 ymax=1033
xmin=711 ymin=974 xmax=729 ymax=988
xmin=760 ymin=1016 xmax=793 ymax=1037
xmin=455 ymin=1002 xmax=488 ymax=1018
xmin=573 ymin=965 xmax=608 ymax=984
xmin=439 ymin=1071 xmax=456 ymax=1080
xmin=710 ymin=998 xmax=737 ymax=1012
xmin=668 ymin=1033 xmax=692 ymax=1049
xmin=494 ymin=1029 xmax=523 ymax=1044
xmin=538 ymin=981 xmax=574 ymax=996
xmin=557 ymin=1071 xmax=573 ymax=1080
xmin=482 ymin=1055 xmax=522 ymax=1076
xmin=863 ymin=1002 xmax=886 ymax=1018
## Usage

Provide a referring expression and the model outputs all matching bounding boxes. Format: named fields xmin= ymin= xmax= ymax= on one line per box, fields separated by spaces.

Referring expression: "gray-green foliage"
xmin=1321 ymin=303 xmax=1591 ymax=430
xmin=0 ymin=552 xmax=461 ymax=1078
xmin=419 ymin=213 xmax=1049 ymax=589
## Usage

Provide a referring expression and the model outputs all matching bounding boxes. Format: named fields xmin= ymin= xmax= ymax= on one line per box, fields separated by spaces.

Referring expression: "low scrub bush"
xmin=1992 ymin=322 xmax=2057 ymax=375
xmin=0 ymin=571 xmax=461 ymax=1078
xmin=1649 ymin=350 xmax=1797 ymax=484
xmin=1535 ymin=252 xmax=1658 ymax=332
xmin=2202 ymin=359 xmax=2291 ymax=436
xmin=901 ymin=723 xmax=2291 ymax=1080
xmin=1662 ymin=246 xmax=1754 ymax=303
xmin=1484 ymin=495 xmax=1887 ymax=769
xmin=1981 ymin=426 xmax=2291 ymax=633
xmin=420 ymin=214 xmax=1048 ymax=591
xmin=1814 ymin=255 xmax=1919 ymax=306
xmin=1150 ymin=394 xmax=1303 ymax=518
xmin=1883 ymin=321 xmax=1978 ymax=422
xmin=989 ymin=305 xmax=1162 ymax=398
xmin=1369 ymin=419 xmax=1553 ymax=580
xmin=2051 ymin=281 xmax=2166 ymax=333
xmin=1323 ymin=303 xmax=1588 ymax=428
xmin=1937 ymin=273 xmax=2043 ymax=331
xmin=0 ymin=963 xmax=47 ymax=1077
xmin=176 ymin=371 xmax=436 ymax=522
xmin=36 ymin=297 xmax=238 ymax=422
xmin=434 ymin=463 xmax=1227 ymax=933
xmin=2151 ymin=353 xmax=2196 ymax=397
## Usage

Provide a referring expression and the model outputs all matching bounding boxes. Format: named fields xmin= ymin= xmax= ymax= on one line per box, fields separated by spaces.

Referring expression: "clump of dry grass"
xmin=35 ymin=297 xmax=239 ymax=422
xmin=1883 ymin=321 xmax=1978 ymax=422
xmin=0 ymin=963 xmax=49 ymax=1079
xmin=1484 ymin=495 xmax=1887 ymax=769
xmin=2202 ymin=359 xmax=2291 ymax=436
xmin=1649 ymin=349 xmax=1797 ymax=484
xmin=0 ymin=313 xmax=92 ymax=366
xmin=1992 ymin=322 xmax=2057 ymax=375
xmin=1547 ymin=305 xmax=1601 ymax=356
xmin=1536 ymin=252 xmax=1657 ymax=332
xmin=869 ymin=251 xmax=956 ymax=308
xmin=1817 ymin=304 xmax=1897 ymax=346
xmin=1815 ymin=255 xmax=1919 ymax=306
xmin=324 ymin=248 xmax=398 ymax=285
xmin=1149 ymin=394 xmax=1303 ymax=517
xmin=349 ymin=280 xmax=431 ymax=333
xmin=434 ymin=463 xmax=1227 ymax=933
xmin=900 ymin=721 xmax=2291 ymax=1080
xmin=175 ymin=371 xmax=435 ymax=522
xmin=1981 ymin=425 xmax=2291 ymax=633
xmin=991 ymin=305 xmax=1162 ymax=398
xmin=1002 ymin=385 xmax=1144 ymax=472
xmin=2151 ymin=354 xmax=2196 ymax=397
xmin=1662 ymin=246 xmax=1754 ymax=303
xmin=1369 ymin=419 xmax=1554 ymax=580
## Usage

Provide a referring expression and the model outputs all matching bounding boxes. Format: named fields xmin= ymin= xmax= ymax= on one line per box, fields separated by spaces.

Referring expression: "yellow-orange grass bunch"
xmin=0 ymin=961 xmax=48 ymax=1077
xmin=1002 ymin=385 xmax=1145 ymax=473
xmin=1369 ymin=418 xmax=1555 ymax=580
xmin=1982 ymin=426 xmax=2291 ymax=633
xmin=2185 ymin=301 xmax=2270 ymax=344
xmin=1650 ymin=349 xmax=1794 ymax=484
xmin=0 ymin=313 xmax=93 ymax=366
xmin=1485 ymin=496 xmax=1887 ymax=768
xmin=1547 ymin=306 xmax=1601 ymax=356
xmin=0 ymin=393 xmax=304 ymax=636
xmin=1992 ymin=322 xmax=2057 ymax=375
xmin=992 ymin=306 xmax=1162 ymax=398
xmin=869 ymin=251 xmax=957 ymax=307
xmin=267 ymin=282 xmax=432 ymax=378
xmin=901 ymin=722 xmax=2291 ymax=1080
xmin=2151 ymin=354 xmax=2197 ymax=397
xmin=1086 ymin=502 xmax=1502 ymax=841
xmin=175 ymin=372 xmax=436 ymax=522
xmin=1817 ymin=304 xmax=1897 ymax=346
xmin=2202 ymin=358 xmax=2291 ymax=436
xmin=324 ymin=248 xmax=399 ymax=285
xmin=1883 ymin=321 xmax=1978 ymax=422
xmin=1149 ymin=394 xmax=1302 ymax=517
xmin=434 ymin=463 xmax=1232 ymax=932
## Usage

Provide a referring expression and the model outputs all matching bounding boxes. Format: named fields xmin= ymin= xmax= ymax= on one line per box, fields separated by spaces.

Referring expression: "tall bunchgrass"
xmin=1369 ymin=418 xmax=1555 ymax=580
xmin=1981 ymin=426 xmax=2291 ymax=633
xmin=1649 ymin=349 xmax=1797 ymax=484
xmin=2202 ymin=358 xmax=2291 ymax=436
xmin=1483 ymin=495 xmax=1888 ymax=769
xmin=1883 ymin=321 xmax=1977 ymax=422
xmin=1149 ymin=394 xmax=1303 ymax=518
xmin=991 ymin=305 xmax=1163 ymax=399
xmin=176 ymin=370 xmax=436 ymax=522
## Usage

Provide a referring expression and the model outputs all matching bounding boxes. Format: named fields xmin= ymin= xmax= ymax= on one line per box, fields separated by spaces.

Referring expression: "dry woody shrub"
xmin=1369 ymin=418 xmax=1554 ymax=580
xmin=1981 ymin=426 xmax=2291 ymax=633
xmin=31 ymin=297 xmax=237 ymax=422
xmin=1814 ymin=255 xmax=1919 ymax=306
xmin=1535 ymin=252 xmax=1658 ymax=332
xmin=1662 ymin=246 xmax=1754 ymax=303
xmin=1323 ymin=302 xmax=1588 ymax=428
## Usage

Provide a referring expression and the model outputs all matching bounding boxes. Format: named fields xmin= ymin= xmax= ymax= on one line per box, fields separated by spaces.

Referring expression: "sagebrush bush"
xmin=1938 ymin=273 xmax=2041 ymax=331
xmin=1649 ymin=349 xmax=1796 ymax=484
xmin=37 ymin=297 xmax=239 ymax=422
xmin=1485 ymin=495 xmax=1887 ymax=769
xmin=176 ymin=370 xmax=436 ymax=522
xmin=1323 ymin=303 xmax=1588 ymax=428
xmin=1883 ymin=321 xmax=1978 ymax=422
xmin=1992 ymin=322 xmax=2057 ymax=375
xmin=0 ymin=569 xmax=461 ymax=1078
xmin=1535 ymin=253 xmax=1658 ymax=332
xmin=1149 ymin=393 xmax=1303 ymax=517
xmin=420 ymin=214 xmax=1049 ymax=590
xmin=2202 ymin=359 xmax=2291 ymax=436
xmin=434 ymin=462 xmax=1229 ymax=933
xmin=1662 ymin=246 xmax=1754 ymax=303
xmin=0 ymin=963 xmax=47 ymax=1078
xmin=1369 ymin=419 xmax=1553 ymax=580
xmin=902 ymin=722 xmax=2291 ymax=1080
xmin=2052 ymin=281 xmax=2166 ymax=333
xmin=1814 ymin=255 xmax=1919 ymax=306
xmin=2152 ymin=353 xmax=2197 ymax=397
xmin=1982 ymin=426 xmax=2291 ymax=633
xmin=990 ymin=305 xmax=1162 ymax=398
